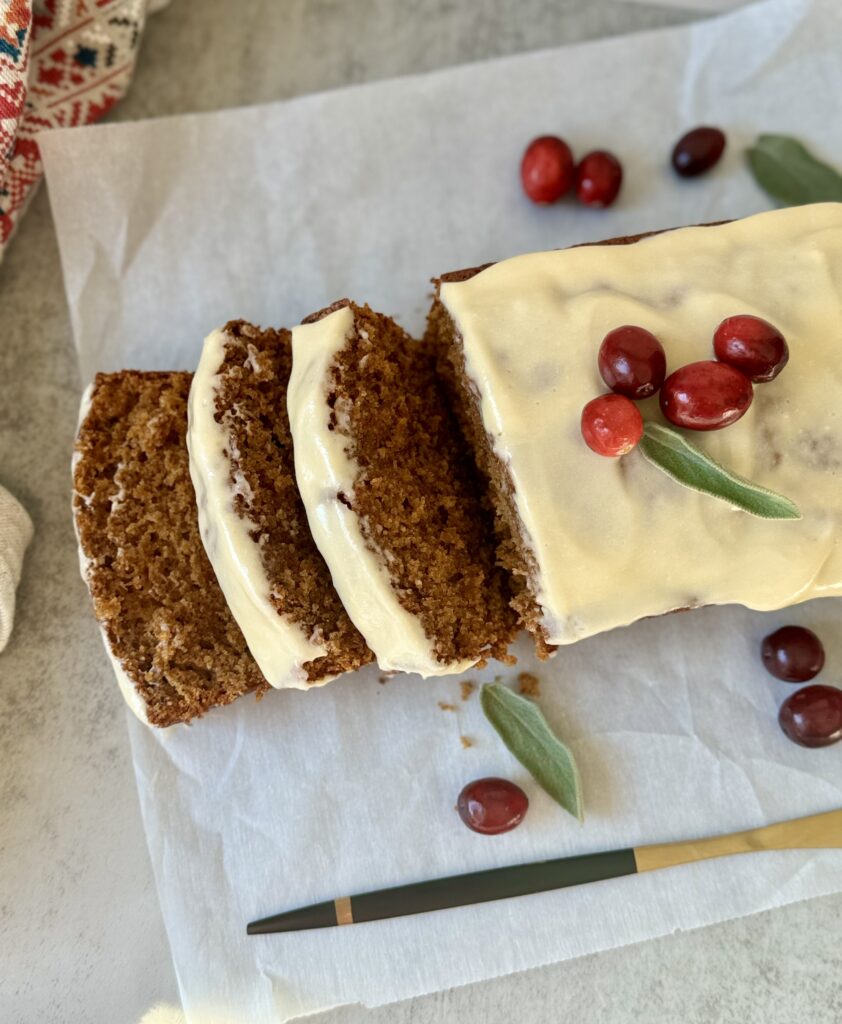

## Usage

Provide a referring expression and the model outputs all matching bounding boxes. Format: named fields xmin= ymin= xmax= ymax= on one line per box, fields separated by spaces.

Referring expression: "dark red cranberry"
xmin=671 ymin=126 xmax=726 ymax=177
xmin=521 ymin=136 xmax=575 ymax=204
xmin=660 ymin=360 xmax=753 ymax=431
xmin=761 ymin=625 xmax=825 ymax=683
xmin=599 ymin=325 xmax=667 ymax=400
xmin=457 ymin=778 xmax=529 ymax=835
xmin=575 ymin=151 xmax=623 ymax=208
xmin=779 ymin=685 xmax=842 ymax=748
xmin=713 ymin=315 xmax=789 ymax=383
xmin=581 ymin=394 xmax=644 ymax=457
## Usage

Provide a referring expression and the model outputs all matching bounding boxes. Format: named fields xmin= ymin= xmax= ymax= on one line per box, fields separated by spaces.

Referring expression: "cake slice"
xmin=187 ymin=320 xmax=372 ymax=687
xmin=288 ymin=301 xmax=517 ymax=676
xmin=428 ymin=203 xmax=842 ymax=655
xmin=73 ymin=371 xmax=268 ymax=727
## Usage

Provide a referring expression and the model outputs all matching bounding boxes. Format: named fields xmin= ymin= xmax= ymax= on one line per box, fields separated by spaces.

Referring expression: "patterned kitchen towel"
xmin=0 ymin=482 xmax=33 ymax=651
xmin=0 ymin=0 xmax=167 ymax=259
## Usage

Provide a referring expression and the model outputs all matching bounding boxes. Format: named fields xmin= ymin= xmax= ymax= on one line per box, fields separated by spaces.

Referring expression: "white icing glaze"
xmin=289 ymin=306 xmax=473 ymax=677
xmin=440 ymin=203 xmax=842 ymax=645
xmin=73 ymin=383 xmax=150 ymax=725
xmin=187 ymin=327 xmax=331 ymax=689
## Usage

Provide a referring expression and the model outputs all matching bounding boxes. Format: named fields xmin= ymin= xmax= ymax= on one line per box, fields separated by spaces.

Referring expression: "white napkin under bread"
xmin=0 ymin=483 xmax=33 ymax=652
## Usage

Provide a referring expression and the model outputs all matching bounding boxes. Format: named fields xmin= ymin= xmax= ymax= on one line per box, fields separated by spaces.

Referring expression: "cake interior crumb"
xmin=213 ymin=320 xmax=372 ymax=682
xmin=73 ymin=371 xmax=268 ymax=727
xmin=328 ymin=301 xmax=517 ymax=667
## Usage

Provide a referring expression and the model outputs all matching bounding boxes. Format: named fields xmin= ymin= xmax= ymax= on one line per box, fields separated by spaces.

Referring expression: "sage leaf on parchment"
xmin=747 ymin=134 xmax=842 ymax=206
xmin=638 ymin=422 xmax=800 ymax=520
xmin=480 ymin=683 xmax=583 ymax=823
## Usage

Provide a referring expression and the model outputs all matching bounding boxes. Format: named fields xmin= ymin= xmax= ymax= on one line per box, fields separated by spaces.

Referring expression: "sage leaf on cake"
xmin=747 ymin=134 xmax=842 ymax=206
xmin=480 ymin=683 xmax=583 ymax=823
xmin=638 ymin=422 xmax=800 ymax=520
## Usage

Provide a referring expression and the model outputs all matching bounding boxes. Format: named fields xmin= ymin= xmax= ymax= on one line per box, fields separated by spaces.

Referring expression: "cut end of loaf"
xmin=425 ymin=283 xmax=556 ymax=660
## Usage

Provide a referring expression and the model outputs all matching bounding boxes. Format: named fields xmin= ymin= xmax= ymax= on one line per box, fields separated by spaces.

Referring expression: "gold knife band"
xmin=334 ymin=895 xmax=354 ymax=926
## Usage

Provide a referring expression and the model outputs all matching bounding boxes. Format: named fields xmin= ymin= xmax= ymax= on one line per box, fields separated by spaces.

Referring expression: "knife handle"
xmin=350 ymin=847 xmax=638 ymax=924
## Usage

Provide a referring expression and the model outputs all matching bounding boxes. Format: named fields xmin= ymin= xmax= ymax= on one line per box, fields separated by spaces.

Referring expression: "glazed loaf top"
xmin=439 ymin=203 xmax=842 ymax=645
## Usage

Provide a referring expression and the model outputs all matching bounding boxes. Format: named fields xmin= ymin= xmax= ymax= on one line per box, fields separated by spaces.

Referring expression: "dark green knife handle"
xmin=247 ymin=847 xmax=638 ymax=933
xmin=353 ymin=847 xmax=637 ymax=923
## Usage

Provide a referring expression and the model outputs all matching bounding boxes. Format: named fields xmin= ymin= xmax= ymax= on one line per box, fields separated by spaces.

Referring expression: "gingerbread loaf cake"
xmin=288 ymin=301 xmax=517 ymax=676
xmin=187 ymin=320 xmax=372 ymax=688
xmin=427 ymin=203 xmax=842 ymax=655
xmin=73 ymin=372 xmax=268 ymax=727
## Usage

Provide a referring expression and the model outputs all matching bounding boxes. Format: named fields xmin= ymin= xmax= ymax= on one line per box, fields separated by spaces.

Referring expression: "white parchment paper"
xmin=41 ymin=0 xmax=842 ymax=1020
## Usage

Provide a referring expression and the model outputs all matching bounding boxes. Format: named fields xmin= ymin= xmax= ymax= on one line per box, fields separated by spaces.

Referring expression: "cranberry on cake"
xmin=187 ymin=320 xmax=372 ymax=688
xmin=73 ymin=372 xmax=268 ymax=727
xmin=427 ymin=203 xmax=842 ymax=655
xmin=288 ymin=301 xmax=516 ymax=676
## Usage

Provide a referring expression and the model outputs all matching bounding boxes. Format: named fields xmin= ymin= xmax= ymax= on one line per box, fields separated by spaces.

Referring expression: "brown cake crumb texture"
xmin=212 ymin=320 xmax=372 ymax=681
xmin=73 ymin=371 xmax=268 ymax=727
xmin=315 ymin=301 xmax=517 ymax=669
xmin=460 ymin=735 xmax=474 ymax=749
xmin=426 ymin=227 xmax=710 ymax=658
xmin=460 ymin=680 xmax=476 ymax=701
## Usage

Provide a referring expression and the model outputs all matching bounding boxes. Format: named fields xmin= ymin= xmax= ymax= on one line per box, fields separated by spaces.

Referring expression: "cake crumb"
xmin=460 ymin=681 xmax=476 ymax=701
xmin=377 ymin=675 xmax=389 ymax=685
xmin=326 ymin=301 xmax=517 ymax=672
xmin=518 ymin=672 xmax=541 ymax=698
xmin=438 ymin=701 xmax=457 ymax=712
xmin=72 ymin=372 xmax=268 ymax=727
xmin=460 ymin=735 xmax=474 ymax=749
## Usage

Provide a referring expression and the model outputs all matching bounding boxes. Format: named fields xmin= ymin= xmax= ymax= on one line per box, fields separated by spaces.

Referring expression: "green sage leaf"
xmin=638 ymin=422 xmax=800 ymax=520
xmin=480 ymin=683 xmax=583 ymax=823
xmin=746 ymin=134 xmax=842 ymax=206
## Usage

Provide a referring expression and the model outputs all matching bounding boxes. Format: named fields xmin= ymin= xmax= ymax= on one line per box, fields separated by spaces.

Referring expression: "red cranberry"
xmin=779 ymin=685 xmax=842 ymax=748
xmin=521 ymin=136 xmax=575 ymax=204
xmin=761 ymin=625 xmax=825 ymax=683
xmin=713 ymin=315 xmax=789 ymax=383
xmin=660 ymin=360 xmax=753 ymax=431
xmin=581 ymin=394 xmax=644 ymax=457
xmin=457 ymin=778 xmax=529 ymax=835
xmin=671 ymin=126 xmax=726 ymax=177
xmin=599 ymin=325 xmax=667 ymax=400
xmin=575 ymin=151 xmax=623 ymax=208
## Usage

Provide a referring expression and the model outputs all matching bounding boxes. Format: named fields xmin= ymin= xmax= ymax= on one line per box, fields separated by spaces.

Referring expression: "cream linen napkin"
xmin=0 ymin=483 xmax=33 ymax=652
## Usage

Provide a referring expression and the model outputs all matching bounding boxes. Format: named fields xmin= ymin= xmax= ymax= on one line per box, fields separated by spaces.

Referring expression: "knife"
xmin=247 ymin=806 xmax=842 ymax=934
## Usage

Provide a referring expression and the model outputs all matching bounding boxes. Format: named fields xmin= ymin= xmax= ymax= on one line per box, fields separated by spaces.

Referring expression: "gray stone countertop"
xmin=1 ymin=1 xmax=840 ymax=1021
